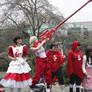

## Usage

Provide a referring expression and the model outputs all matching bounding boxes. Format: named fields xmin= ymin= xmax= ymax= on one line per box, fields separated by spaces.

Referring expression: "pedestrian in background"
xmin=82 ymin=47 xmax=92 ymax=91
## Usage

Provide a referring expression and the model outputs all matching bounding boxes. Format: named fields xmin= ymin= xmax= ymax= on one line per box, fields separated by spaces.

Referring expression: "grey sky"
xmin=49 ymin=0 xmax=92 ymax=22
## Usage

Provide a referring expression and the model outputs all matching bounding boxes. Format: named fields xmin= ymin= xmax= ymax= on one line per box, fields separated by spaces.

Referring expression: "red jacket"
xmin=67 ymin=41 xmax=83 ymax=78
xmin=46 ymin=50 xmax=65 ymax=72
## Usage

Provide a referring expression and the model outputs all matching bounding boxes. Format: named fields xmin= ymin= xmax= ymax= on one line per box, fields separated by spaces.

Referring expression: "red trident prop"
xmin=36 ymin=0 xmax=92 ymax=45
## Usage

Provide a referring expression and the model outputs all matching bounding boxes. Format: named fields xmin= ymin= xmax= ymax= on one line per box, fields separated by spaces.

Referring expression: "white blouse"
xmin=35 ymin=46 xmax=47 ymax=58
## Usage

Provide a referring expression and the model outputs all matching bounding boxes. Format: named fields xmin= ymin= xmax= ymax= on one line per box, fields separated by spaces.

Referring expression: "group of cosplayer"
xmin=0 ymin=35 xmax=92 ymax=92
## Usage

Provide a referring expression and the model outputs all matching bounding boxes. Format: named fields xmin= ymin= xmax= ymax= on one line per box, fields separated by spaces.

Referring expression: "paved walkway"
xmin=1 ymin=85 xmax=77 ymax=92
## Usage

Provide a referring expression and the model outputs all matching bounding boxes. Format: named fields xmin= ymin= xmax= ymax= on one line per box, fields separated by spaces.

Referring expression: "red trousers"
xmin=32 ymin=57 xmax=52 ymax=85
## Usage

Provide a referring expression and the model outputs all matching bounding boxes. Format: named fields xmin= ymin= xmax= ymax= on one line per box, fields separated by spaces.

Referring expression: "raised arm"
xmin=30 ymin=40 xmax=46 ymax=52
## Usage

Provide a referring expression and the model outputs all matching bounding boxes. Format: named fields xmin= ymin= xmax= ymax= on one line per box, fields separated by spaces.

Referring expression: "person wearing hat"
xmin=46 ymin=42 xmax=65 ymax=92
xmin=67 ymin=41 xmax=83 ymax=92
xmin=0 ymin=35 xmax=32 ymax=92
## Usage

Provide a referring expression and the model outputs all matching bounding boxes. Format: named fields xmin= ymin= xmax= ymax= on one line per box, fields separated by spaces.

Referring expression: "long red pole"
xmin=38 ymin=0 xmax=92 ymax=44
xmin=54 ymin=0 xmax=92 ymax=30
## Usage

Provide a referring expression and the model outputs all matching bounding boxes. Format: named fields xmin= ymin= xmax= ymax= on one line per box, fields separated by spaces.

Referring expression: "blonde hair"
xmin=29 ymin=36 xmax=37 ymax=47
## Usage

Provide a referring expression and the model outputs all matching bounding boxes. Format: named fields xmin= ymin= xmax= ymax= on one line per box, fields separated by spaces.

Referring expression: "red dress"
xmin=0 ymin=45 xmax=32 ymax=88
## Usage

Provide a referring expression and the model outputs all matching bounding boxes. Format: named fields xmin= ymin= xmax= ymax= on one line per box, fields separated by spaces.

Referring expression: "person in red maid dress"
xmin=29 ymin=36 xmax=52 ymax=92
xmin=0 ymin=36 xmax=32 ymax=92
xmin=82 ymin=47 xmax=92 ymax=92
xmin=46 ymin=42 xmax=66 ymax=92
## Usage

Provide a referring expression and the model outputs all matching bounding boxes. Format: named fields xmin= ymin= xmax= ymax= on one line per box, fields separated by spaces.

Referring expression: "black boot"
xmin=70 ymin=87 xmax=73 ymax=92
xmin=76 ymin=88 xmax=80 ymax=92
xmin=69 ymin=84 xmax=73 ymax=92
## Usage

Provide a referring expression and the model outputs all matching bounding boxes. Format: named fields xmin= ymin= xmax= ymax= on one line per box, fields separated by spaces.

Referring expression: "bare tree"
xmin=0 ymin=0 xmax=64 ymax=37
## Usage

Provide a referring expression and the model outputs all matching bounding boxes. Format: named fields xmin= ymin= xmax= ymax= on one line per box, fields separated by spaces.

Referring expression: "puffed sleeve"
xmin=23 ymin=45 xmax=28 ymax=57
xmin=8 ymin=46 xmax=13 ymax=57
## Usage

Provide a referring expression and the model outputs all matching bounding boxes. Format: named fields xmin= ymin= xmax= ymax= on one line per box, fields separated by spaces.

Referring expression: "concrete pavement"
xmin=1 ymin=85 xmax=77 ymax=92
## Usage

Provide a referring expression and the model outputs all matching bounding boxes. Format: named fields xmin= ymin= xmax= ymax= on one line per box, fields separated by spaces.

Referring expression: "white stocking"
xmin=60 ymin=85 xmax=65 ymax=92
xmin=29 ymin=88 xmax=34 ymax=92
xmin=46 ymin=88 xmax=50 ymax=92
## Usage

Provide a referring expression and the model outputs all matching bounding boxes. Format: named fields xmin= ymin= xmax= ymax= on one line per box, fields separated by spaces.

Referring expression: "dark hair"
xmin=77 ymin=43 xmax=81 ymax=46
xmin=50 ymin=43 xmax=58 ymax=49
xmin=85 ymin=48 xmax=92 ymax=55
xmin=85 ymin=48 xmax=92 ymax=65
xmin=13 ymin=36 xmax=22 ymax=44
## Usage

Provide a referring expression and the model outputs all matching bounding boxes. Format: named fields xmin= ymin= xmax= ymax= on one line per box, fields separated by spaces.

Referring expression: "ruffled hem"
xmin=0 ymin=78 xmax=32 ymax=88
xmin=4 ymin=73 xmax=31 ymax=81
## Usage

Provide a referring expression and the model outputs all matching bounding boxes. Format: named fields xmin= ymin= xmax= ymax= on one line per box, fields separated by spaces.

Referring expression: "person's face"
xmin=76 ymin=45 xmax=81 ymax=51
xmin=16 ymin=38 xmax=22 ymax=44
xmin=34 ymin=37 xmax=38 ymax=42
xmin=52 ymin=45 xmax=58 ymax=51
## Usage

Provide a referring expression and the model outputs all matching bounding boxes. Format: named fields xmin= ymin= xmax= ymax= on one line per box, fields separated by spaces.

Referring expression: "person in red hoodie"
xmin=67 ymin=41 xmax=83 ymax=92
xmin=46 ymin=42 xmax=65 ymax=92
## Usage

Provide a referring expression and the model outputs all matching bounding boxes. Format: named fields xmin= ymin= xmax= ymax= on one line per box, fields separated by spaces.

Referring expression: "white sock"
xmin=46 ymin=88 xmax=50 ymax=92
xmin=29 ymin=88 xmax=34 ymax=92
xmin=60 ymin=85 xmax=65 ymax=92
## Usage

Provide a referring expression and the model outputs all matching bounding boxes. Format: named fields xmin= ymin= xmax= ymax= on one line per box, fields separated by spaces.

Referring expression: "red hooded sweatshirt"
xmin=46 ymin=50 xmax=65 ymax=72
xmin=67 ymin=41 xmax=83 ymax=78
